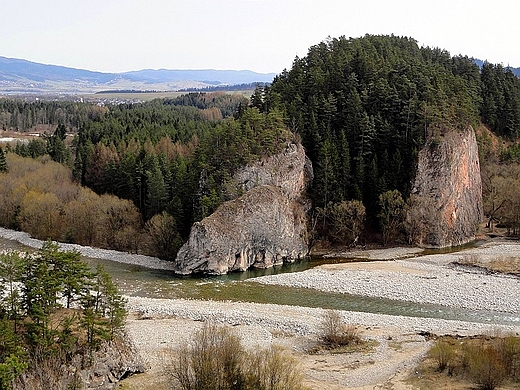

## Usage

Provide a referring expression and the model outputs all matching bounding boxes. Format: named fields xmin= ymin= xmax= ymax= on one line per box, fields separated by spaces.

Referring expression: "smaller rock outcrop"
xmin=81 ymin=339 xmax=145 ymax=389
xmin=175 ymin=143 xmax=312 ymax=275
xmin=14 ymin=338 xmax=145 ymax=390
xmin=408 ymin=126 xmax=483 ymax=247
xmin=234 ymin=142 xmax=311 ymax=200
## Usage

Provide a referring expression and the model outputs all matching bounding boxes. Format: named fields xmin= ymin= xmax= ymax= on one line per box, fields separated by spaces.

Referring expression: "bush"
xmin=319 ymin=310 xmax=360 ymax=348
xmin=465 ymin=343 xmax=506 ymax=390
xmin=244 ymin=345 xmax=303 ymax=390
xmin=497 ymin=335 xmax=520 ymax=378
xmin=423 ymin=335 xmax=520 ymax=389
xmin=170 ymin=322 xmax=244 ymax=390
xmin=429 ymin=340 xmax=456 ymax=372
xmin=168 ymin=322 xmax=305 ymax=390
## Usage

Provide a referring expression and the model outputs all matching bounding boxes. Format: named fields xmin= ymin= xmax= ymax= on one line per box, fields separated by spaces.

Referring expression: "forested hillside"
xmin=253 ymin=34 xmax=520 ymax=240
xmin=2 ymin=35 xmax=520 ymax=255
xmin=72 ymin=94 xmax=291 ymax=235
xmin=0 ymin=92 xmax=293 ymax=259
xmin=0 ymin=99 xmax=105 ymax=132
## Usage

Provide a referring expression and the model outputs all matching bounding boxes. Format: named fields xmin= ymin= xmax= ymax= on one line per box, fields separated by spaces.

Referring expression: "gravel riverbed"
xmin=3 ymin=227 xmax=520 ymax=388
xmin=0 ymin=228 xmax=520 ymax=333
xmin=0 ymin=227 xmax=176 ymax=271
xmin=125 ymin=295 xmax=520 ymax=337
xmin=123 ymin=295 xmax=519 ymax=390
xmin=253 ymin=246 xmax=520 ymax=314
xmin=122 ymin=239 xmax=520 ymax=356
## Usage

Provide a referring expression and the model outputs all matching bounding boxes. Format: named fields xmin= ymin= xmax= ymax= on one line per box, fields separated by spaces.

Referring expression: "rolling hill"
xmin=0 ymin=56 xmax=277 ymax=93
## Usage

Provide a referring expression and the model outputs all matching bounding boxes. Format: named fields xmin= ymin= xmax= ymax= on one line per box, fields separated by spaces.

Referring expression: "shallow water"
xmin=1 ymin=236 xmax=517 ymax=327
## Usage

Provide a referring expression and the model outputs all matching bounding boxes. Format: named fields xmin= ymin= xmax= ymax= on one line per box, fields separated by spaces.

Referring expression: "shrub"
xmin=429 ymin=340 xmax=456 ymax=372
xmin=170 ymin=322 xmax=244 ymax=390
xmin=424 ymin=335 xmax=520 ymax=389
xmin=497 ymin=335 xmax=520 ymax=378
xmin=168 ymin=322 xmax=305 ymax=390
xmin=0 ymin=351 xmax=27 ymax=390
xmin=328 ymin=200 xmax=366 ymax=245
xmin=319 ymin=310 xmax=360 ymax=348
xmin=465 ymin=342 xmax=506 ymax=390
xmin=244 ymin=345 xmax=303 ymax=390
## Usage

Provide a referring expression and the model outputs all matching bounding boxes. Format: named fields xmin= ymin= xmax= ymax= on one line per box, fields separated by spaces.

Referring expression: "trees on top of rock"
xmin=252 ymin=34 xmax=517 ymax=243
xmin=3 ymin=35 xmax=520 ymax=250
xmin=264 ymin=35 xmax=483 ymax=214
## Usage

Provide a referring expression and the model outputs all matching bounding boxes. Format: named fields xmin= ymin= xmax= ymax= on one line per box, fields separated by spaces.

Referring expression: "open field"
xmin=81 ymin=89 xmax=255 ymax=101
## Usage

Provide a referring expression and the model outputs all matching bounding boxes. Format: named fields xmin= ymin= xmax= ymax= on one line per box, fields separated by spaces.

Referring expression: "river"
xmin=0 ymin=235 xmax=518 ymax=327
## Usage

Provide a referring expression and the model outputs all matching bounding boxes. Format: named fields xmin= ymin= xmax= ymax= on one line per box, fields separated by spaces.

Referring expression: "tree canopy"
xmin=0 ymin=243 xmax=126 ymax=388
xmin=3 ymin=35 xmax=520 ymax=248
xmin=253 ymin=35 xmax=520 ymax=237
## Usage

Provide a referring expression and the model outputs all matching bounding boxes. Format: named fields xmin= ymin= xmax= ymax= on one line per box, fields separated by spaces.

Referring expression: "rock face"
xmin=408 ymin=126 xmax=483 ymax=247
xmin=14 ymin=338 xmax=145 ymax=390
xmin=174 ymin=143 xmax=312 ymax=275
xmin=81 ymin=339 xmax=145 ymax=389
xmin=233 ymin=142 xmax=310 ymax=200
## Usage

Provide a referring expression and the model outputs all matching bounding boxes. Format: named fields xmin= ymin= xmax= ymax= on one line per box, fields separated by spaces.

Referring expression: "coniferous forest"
xmin=1 ymin=35 xmax=520 ymax=258
xmin=0 ymin=241 xmax=127 ymax=388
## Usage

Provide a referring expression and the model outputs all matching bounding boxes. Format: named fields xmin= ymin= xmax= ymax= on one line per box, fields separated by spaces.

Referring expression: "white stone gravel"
xmin=125 ymin=296 xmax=520 ymax=338
xmin=5 ymin=227 xmax=519 ymax=388
xmin=253 ymin=241 xmax=520 ymax=314
xmin=0 ymin=227 xmax=176 ymax=271
xmin=2 ymin=227 xmax=519 ymax=335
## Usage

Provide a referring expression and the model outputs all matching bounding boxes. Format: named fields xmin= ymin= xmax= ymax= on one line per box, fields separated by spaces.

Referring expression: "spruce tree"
xmin=0 ymin=146 xmax=7 ymax=173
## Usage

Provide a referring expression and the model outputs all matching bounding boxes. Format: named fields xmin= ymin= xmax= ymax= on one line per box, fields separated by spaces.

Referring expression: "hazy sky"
xmin=2 ymin=0 xmax=519 ymax=74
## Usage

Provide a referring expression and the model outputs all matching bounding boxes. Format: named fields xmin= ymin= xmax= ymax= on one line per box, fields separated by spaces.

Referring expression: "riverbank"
xmin=120 ymin=238 xmax=520 ymax=390
xmin=2 ymin=227 xmax=519 ymax=388
xmin=0 ymin=227 xmax=176 ymax=271
xmin=253 ymin=239 xmax=520 ymax=314
xmin=122 ymin=295 xmax=520 ymax=390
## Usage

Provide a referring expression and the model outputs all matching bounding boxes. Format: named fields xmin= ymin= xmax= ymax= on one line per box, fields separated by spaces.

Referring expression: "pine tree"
xmin=0 ymin=251 xmax=25 ymax=332
xmin=81 ymin=264 xmax=126 ymax=347
xmin=22 ymin=241 xmax=63 ymax=345
xmin=0 ymin=146 xmax=7 ymax=173
xmin=145 ymin=157 xmax=169 ymax=220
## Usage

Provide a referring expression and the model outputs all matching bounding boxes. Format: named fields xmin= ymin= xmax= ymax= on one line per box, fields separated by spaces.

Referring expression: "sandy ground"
xmin=121 ymin=308 xmax=433 ymax=390
xmin=119 ymin=239 xmax=520 ymax=390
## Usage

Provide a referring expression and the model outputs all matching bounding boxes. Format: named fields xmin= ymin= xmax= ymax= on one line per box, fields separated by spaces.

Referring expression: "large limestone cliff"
xmin=408 ymin=126 xmax=483 ymax=247
xmin=174 ymin=143 xmax=312 ymax=275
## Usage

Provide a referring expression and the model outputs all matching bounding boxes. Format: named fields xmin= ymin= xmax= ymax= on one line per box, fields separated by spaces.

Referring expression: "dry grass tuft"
xmin=412 ymin=334 xmax=520 ymax=390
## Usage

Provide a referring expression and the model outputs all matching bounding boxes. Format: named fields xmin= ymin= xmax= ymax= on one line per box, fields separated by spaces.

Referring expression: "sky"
xmin=2 ymin=0 xmax=519 ymax=74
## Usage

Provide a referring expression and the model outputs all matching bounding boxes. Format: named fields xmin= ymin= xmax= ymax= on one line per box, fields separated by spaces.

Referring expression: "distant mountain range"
xmin=473 ymin=59 xmax=520 ymax=77
xmin=1 ymin=55 xmax=518 ymax=95
xmin=0 ymin=56 xmax=277 ymax=93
